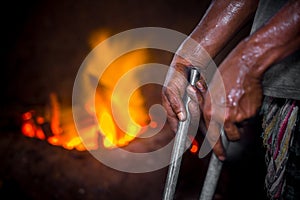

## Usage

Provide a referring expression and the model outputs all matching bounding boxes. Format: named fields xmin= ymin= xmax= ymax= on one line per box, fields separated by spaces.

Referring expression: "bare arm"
xmin=175 ymin=0 xmax=259 ymax=68
xmin=240 ymin=0 xmax=300 ymax=77
xmin=162 ymin=0 xmax=259 ymax=132
xmin=202 ymin=0 xmax=300 ymax=159
xmin=190 ymin=0 xmax=259 ymax=58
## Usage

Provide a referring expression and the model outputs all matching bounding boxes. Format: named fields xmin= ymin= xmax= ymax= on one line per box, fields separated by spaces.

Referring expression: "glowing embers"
xmin=20 ymin=93 xmax=85 ymax=151
xmin=20 ymin=29 xmax=200 ymax=153
xmin=190 ymin=137 xmax=199 ymax=154
xmin=21 ymin=111 xmax=46 ymax=140
xmin=20 ymin=29 xmax=151 ymax=150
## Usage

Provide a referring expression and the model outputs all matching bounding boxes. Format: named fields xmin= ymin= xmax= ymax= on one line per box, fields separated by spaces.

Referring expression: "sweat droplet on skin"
xmin=226 ymin=65 xmax=249 ymax=107
xmin=227 ymin=88 xmax=245 ymax=107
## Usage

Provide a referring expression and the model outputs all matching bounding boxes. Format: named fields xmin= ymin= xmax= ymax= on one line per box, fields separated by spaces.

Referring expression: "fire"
xmin=21 ymin=111 xmax=46 ymax=139
xmin=49 ymin=93 xmax=62 ymax=135
xmin=20 ymin=94 xmax=85 ymax=150
xmin=20 ymin=29 xmax=151 ymax=150
xmin=93 ymin=29 xmax=150 ymax=148
xmin=20 ymin=29 xmax=200 ymax=154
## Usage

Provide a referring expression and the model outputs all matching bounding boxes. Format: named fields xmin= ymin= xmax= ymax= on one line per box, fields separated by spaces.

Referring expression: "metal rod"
xmin=199 ymin=129 xmax=229 ymax=200
xmin=163 ymin=67 xmax=200 ymax=200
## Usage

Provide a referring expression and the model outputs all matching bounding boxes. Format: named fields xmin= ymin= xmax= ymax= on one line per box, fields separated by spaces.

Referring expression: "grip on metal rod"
xmin=162 ymin=67 xmax=200 ymax=200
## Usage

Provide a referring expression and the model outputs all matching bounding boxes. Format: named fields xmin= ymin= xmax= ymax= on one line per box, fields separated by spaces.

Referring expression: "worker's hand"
xmin=161 ymin=0 xmax=260 ymax=135
xmin=200 ymin=0 xmax=300 ymax=160
xmin=201 ymin=40 xmax=263 ymax=160
xmin=162 ymin=55 xmax=207 ymax=133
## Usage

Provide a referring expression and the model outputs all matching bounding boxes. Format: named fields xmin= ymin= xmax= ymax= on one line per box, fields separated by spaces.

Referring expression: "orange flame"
xmin=93 ymin=29 xmax=150 ymax=148
xmin=21 ymin=121 xmax=35 ymax=138
xmin=49 ymin=92 xmax=62 ymax=135
xmin=21 ymin=29 xmax=151 ymax=151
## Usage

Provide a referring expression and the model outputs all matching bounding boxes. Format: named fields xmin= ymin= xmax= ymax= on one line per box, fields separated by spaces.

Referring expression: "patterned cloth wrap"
xmin=261 ymin=96 xmax=300 ymax=200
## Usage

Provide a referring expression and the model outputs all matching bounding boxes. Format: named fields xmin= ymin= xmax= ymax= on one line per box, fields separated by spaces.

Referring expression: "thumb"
xmin=164 ymin=88 xmax=187 ymax=121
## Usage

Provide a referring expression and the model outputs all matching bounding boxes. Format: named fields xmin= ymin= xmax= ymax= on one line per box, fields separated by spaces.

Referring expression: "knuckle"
xmin=230 ymin=134 xmax=240 ymax=141
xmin=226 ymin=131 xmax=240 ymax=141
xmin=224 ymin=125 xmax=240 ymax=141
xmin=213 ymin=144 xmax=223 ymax=157
xmin=169 ymin=96 xmax=180 ymax=110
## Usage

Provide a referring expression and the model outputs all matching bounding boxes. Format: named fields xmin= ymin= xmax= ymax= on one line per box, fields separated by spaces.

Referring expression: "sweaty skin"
xmin=162 ymin=0 xmax=259 ymax=132
xmin=204 ymin=0 xmax=300 ymax=159
xmin=162 ymin=0 xmax=300 ymax=160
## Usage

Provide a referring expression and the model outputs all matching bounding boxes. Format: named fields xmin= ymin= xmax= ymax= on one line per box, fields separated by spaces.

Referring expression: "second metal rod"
xmin=199 ymin=129 xmax=229 ymax=200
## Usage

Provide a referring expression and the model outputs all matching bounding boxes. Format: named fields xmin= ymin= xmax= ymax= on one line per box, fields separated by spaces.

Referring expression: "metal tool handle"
xmin=199 ymin=129 xmax=229 ymax=200
xmin=163 ymin=67 xmax=200 ymax=200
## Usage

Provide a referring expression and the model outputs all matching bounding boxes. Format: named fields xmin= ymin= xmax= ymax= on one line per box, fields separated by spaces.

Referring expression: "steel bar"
xmin=199 ymin=129 xmax=229 ymax=200
xmin=163 ymin=67 xmax=200 ymax=200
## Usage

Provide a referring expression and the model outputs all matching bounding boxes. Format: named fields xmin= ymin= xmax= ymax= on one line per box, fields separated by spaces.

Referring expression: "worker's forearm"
xmin=240 ymin=0 xmax=300 ymax=77
xmin=190 ymin=0 xmax=259 ymax=57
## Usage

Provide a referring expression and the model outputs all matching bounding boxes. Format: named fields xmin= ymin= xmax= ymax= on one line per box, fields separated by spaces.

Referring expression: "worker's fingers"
xmin=161 ymin=92 xmax=179 ymax=133
xmin=206 ymin=121 xmax=226 ymax=161
xmin=186 ymin=84 xmax=206 ymax=125
xmin=223 ymin=120 xmax=240 ymax=141
xmin=163 ymin=87 xmax=186 ymax=121
xmin=167 ymin=115 xmax=179 ymax=133
xmin=196 ymin=77 xmax=207 ymax=93
xmin=186 ymin=85 xmax=205 ymax=105
xmin=206 ymin=109 xmax=241 ymax=142
xmin=213 ymin=138 xmax=226 ymax=161
xmin=202 ymin=103 xmax=226 ymax=130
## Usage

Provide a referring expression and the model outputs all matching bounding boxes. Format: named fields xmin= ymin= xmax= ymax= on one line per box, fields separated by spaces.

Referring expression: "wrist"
xmin=174 ymin=36 xmax=214 ymax=70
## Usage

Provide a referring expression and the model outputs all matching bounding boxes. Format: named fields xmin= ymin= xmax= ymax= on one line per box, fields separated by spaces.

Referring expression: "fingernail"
xmin=196 ymin=82 xmax=204 ymax=92
xmin=218 ymin=155 xmax=226 ymax=161
xmin=177 ymin=112 xmax=184 ymax=121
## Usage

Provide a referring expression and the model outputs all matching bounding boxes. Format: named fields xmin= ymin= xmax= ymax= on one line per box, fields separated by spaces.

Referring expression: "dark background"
xmin=1 ymin=0 xmax=210 ymax=108
xmin=0 ymin=0 xmax=267 ymax=199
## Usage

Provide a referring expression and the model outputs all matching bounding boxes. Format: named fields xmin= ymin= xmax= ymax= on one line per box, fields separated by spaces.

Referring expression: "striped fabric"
xmin=261 ymin=96 xmax=299 ymax=199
